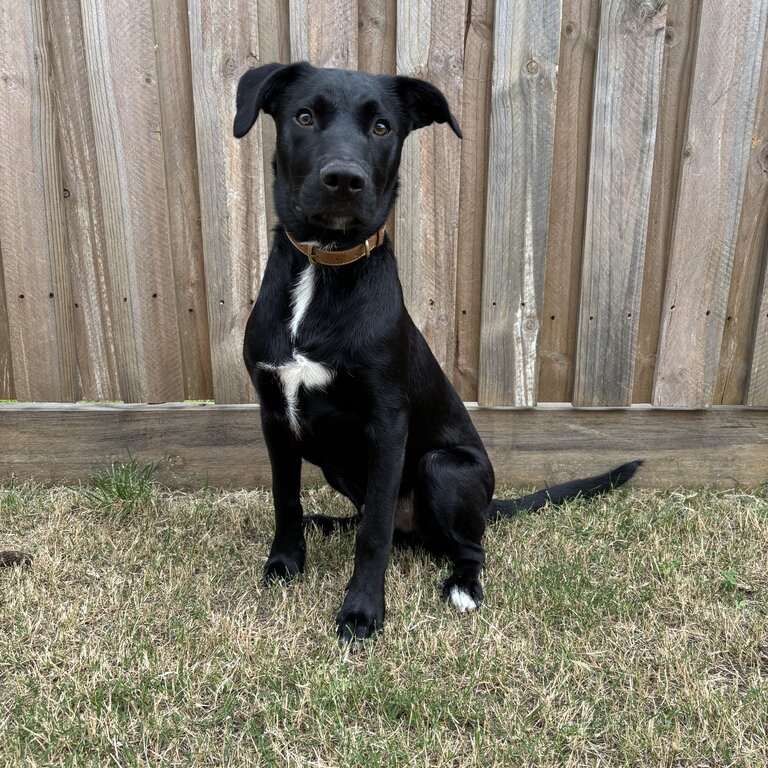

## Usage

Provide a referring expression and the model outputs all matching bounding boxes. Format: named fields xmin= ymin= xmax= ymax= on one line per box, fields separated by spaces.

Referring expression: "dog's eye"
xmin=372 ymin=119 xmax=391 ymax=137
xmin=295 ymin=109 xmax=314 ymax=127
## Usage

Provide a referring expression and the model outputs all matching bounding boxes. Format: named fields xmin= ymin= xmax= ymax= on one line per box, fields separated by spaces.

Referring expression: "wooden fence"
xmin=0 ymin=0 xmax=767 ymax=487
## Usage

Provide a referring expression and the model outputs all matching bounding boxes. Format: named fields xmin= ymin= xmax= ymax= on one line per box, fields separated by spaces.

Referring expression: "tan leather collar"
xmin=285 ymin=225 xmax=386 ymax=266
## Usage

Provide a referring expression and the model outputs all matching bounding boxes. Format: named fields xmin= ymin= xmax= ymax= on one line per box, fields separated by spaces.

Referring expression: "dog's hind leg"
xmin=414 ymin=448 xmax=493 ymax=612
xmin=303 ymin=511 xmax=362 ymax=535
xmin=303 ymin=471 xmax=364 ymax=535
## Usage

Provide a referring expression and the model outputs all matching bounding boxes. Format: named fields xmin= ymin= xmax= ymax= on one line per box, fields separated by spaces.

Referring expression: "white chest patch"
xmin=259 ymin=264 xmax=335 ymax=437
xmin=288 ymin=263 xmax=316 ymax=340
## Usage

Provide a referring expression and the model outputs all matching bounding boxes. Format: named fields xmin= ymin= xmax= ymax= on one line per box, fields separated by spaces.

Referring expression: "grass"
xmin=1 ymin=466 xmax=766 ymax=767
xmin=81 ymin=459 xmax=159 ymax=513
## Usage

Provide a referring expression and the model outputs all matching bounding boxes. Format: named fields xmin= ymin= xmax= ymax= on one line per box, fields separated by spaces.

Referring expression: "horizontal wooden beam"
xmin=0 ymin=403 xmax=765 ymax=489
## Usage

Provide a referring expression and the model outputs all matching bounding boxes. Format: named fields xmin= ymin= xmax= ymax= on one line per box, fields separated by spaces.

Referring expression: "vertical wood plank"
xmin=714 ymin=27 xmax=768 ymax=404
xmin=396 ymin=0 xmax=467 ymax=387
xmin=477 ymin=0 xmax=562 ymax=406
xmin=538 ymin=0 xmax=601 ymax=403
xmin=573 ymin=0 xmax=666 ymax=407
xmin=47 ymin=0 xmax=121 ymax=401
xmin=289 ymin=0 xmax=358 ymax=66
xmin=189 ymin=0 xmax=287 ymax=403
xmin=632 ymin=1 xmax=699 ymax=403
xmin=152 ymin=0 xmax=214 ymax=400
xmin=747 ymin=246 xmax=768 ymax=405
xmin=0 ymin=0 xmax=77 ymax=402
xmin=0 ymin=241 xmax=14 ymax=399
xmin=359 ymin=0 xmax=396 ymax=75
xmin=654 ymin=0 xmax=768 ymax=407
xmin=454 ymin=0 xmax=494 ymax=401
xmin=80 ymin=0 xmax=185 ymax=403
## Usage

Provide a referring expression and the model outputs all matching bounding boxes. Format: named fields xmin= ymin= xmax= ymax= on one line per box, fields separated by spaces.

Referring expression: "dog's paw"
xmin=441 ymin=574 xmax=483 ymax=613
xmin=335 ymin=597 xmax=384 ymax=647
xmin=263 ymin=553 xmax=303 ymax=583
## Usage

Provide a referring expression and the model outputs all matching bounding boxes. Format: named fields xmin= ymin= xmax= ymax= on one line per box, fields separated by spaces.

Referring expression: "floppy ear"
xmin=233 ymin=62 xmax=311 ymax=138
xmin=394 ymin=76 xmax=462 ymax=138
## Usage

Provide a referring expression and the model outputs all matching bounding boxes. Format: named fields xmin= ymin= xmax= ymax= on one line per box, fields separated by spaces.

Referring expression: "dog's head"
xmin=233 ymin=62 xmax=461 ymax=246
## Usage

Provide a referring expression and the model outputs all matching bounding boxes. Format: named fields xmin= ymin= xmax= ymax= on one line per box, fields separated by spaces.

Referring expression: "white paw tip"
xmin=448 ymin=585 xmax=478 ymax=613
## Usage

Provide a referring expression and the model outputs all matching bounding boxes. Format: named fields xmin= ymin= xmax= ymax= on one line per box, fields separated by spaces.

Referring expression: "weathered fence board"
xmin=47 ymin=0 xmax=120 ymax=402
xmin=0 ymin=242 xmax=13 ymax=399
xmin=715 ymin=32 xmax=768 ymax=405
xmin=290 ymin=0 xmax=357 ymax=66
xmin=538 ymin=0 xmax=600 ymax=404
xmin=633 ymin=0 xmax=699 ymax=403
xmin=396 ymin=0 xmax=467 ymax=386
xmin=0 ymin=403 xmax=765 ymax=489
xmin=654 ymin=0 xmax=768 ymax=407
xmin=454 ymin=0 xmax=494 ymax=401
xmin=573 ymin=0 xmax=666 ymax=406
xmin=189 ymin=0 xmax=286 ymax=403
xmin=81 ymin=0 xmax=185 ymax=402
xmin=747 ymin=249 xmax=768 ymax=406
xmin=478 ymin=0 xmax=562 ymax=406
xmin=0 ymin=0 xmax=77 ymax=402
xmin=359 ymin=0 xmax=396 ymax=74
xmin=152 ymin=0 xmax=213 ymax=400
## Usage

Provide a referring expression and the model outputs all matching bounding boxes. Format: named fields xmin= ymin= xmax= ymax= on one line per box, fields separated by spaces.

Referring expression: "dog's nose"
xmin=320 ymin=161 xmax=367 ymax=196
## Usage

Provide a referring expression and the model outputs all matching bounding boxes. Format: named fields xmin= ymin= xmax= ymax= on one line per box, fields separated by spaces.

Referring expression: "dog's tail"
xmin=486 ymin=460 xmax=642 ymax=522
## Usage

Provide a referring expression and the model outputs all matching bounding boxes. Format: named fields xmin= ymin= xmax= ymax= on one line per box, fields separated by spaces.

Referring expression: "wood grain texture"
xmin=0 ymin=403 xmax=764 ymax=489
xmin=747 ymin=245 xmax=768 ymax=405
xmin=538 ymin=0 xmax=601 ymax=403
xmin=289 ymin=0 xmax=357 ymax=66
xmin=0 ymin=241 xmax=14 ymax=399
xmin=151 ymin=0 xmax=213 ymax=400
xmin=478 ymin=0 xmax=563 ymax=406
xmin=654 ymin=0 xmax=768 ymax=407
xmin=189 ymin=0 xmax=286 ymax=403
xmin=454 ymin=0 xmax=494 ymax=401
xmin=0 ymin=0 xmax=77 ymax=402
xmin=359 ymin=0 xmax=396 ymax=75
xmin=573 ymin=0 xmax=666 ymax=406
xmin=46 ymin=0 xmax=120 ymax=401
xmin=396 ymin=0 xmax=467 ymax=387
xmin=80 ymin=0 xmax=185 ymax=403
xmin=632 ymin=2 xmax=699 ymax=403
xmin=715 ymin=24 xmax=768 ymax=404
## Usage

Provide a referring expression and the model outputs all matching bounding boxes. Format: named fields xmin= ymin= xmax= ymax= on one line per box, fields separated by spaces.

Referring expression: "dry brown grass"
xmin=1 ymin=472 xmax=767 ymax=766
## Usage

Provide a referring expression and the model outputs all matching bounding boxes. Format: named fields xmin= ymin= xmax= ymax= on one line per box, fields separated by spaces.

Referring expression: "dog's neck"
xmin=284 ymin=225 xmax=387 ymax=266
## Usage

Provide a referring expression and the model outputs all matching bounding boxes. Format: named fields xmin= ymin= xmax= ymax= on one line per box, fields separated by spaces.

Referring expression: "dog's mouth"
xmin=309 ymin=213 xmax=359 ymax=230
xmin=302 ymin=210 xmax=372 ymax=234
xmin=291 ymin=200 xmax=377 ymax=241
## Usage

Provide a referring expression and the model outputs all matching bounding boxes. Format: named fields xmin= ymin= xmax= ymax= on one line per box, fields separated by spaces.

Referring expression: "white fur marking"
xmin=289 ymin=264 xmax=316 ymax=340
xmin=277 ymin=353 xmax=334 ymax=436
xmin=258 ymin=264 xmax=336 ymax=437
xmin=448 ymin=585 xmax=478 ymax=613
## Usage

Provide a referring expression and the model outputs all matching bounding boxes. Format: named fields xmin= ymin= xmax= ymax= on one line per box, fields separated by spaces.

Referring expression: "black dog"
xmin=233 ymin=62 xmax=640 ymax=643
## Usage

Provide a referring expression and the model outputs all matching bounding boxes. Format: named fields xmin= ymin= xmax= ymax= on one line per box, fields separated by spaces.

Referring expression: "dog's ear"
xmin=393 ymin=76 xmax=462 ymax=139
xmin=233 ymin=62 xmax=311 ymax=138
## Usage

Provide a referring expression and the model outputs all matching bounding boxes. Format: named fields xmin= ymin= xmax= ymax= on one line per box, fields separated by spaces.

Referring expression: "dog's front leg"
xmin=336 ymin=407 xmax=407 ymax=644
xmin=261 ymin=411 xmax=305 ymax=582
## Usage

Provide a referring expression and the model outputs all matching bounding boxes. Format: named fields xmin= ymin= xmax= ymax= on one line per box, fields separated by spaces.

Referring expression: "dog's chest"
xmin=258 ymin=264 xmax=335 ymax=436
